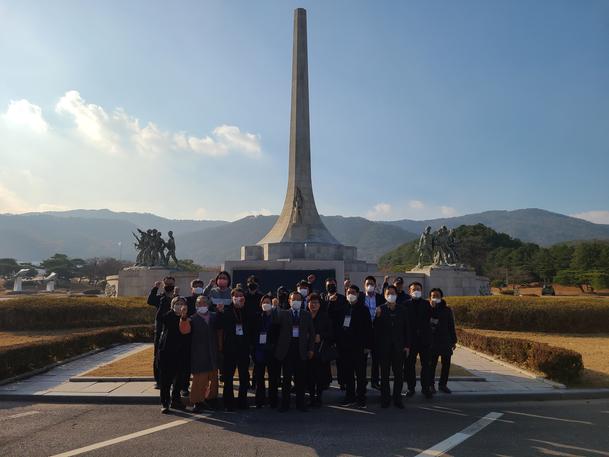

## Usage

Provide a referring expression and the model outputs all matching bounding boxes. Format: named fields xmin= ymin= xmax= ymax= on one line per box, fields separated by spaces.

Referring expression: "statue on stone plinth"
xmin=414 ymin=225 xmax=461 ymax=268
xmin=133 ymin=228 xmax=179 ymax=268
xmin=415 ymin=226 xmax=434 ymax=267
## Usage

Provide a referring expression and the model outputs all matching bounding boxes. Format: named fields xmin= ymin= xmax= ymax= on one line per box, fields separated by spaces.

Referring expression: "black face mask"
xmin=164 ymin=285 xmax=175 ymax=293
xmin=248 ymin=283 xmax=258 ymax=291
xmin=326 ymin=284 xmax=337 ymax=294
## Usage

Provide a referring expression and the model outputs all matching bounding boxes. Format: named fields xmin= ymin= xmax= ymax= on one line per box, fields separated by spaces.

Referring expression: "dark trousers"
xmin=254 ymin=357 xmax=279 ymax=407
xmin=380 ymin=348 xmax=405 ymax=403
xmin=159 ymin=352 xmax=187 ymax=407
xmin=430 ymin=352 xmax=451 ymax=387
xmin=341 ymin=349 xmax=367 ymax=401
xmin=279 ymin=340 xmax=306 ymax=409
xmin=405 ymin=345 xmax=432 ymax=392
xmin=181 ymin=340 xmax=192 ymax=391
xmin=369 ymin=349 xmax=380 ymax=384
xmin=306 ymin=356 xmax=331 ymax=399
xmin=222 ymin=352 xmax=250 ymax=408
xmin=153 ymin=322 xmax=162 ymax=384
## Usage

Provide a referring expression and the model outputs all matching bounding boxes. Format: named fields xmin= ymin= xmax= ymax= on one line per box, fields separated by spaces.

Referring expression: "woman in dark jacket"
xmin=158 ymin=296 xmax=190 ymax=413
xmin=253 ymin=295 xmax=280 ymax=408
xmin=306 ymin=293 xmax=333 ymax=407
xmin=179 ymin=295 xmax=220 ymax=412
xmin=428 ymin=288 xmax=457 ymax=394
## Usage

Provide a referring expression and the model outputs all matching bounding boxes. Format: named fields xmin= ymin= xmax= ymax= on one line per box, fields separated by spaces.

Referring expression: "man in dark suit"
xmin=147 ymin=276 xmax=176 ymax=389
xmin=375 ymin=285 xmax=410 ymax=408
xmin=336 ymin=285 xmax=373 ymax=407
xmin=321 ymin=277 xmax=348 ymax=389
xmin=360 ymin=275 xmax=385 ymax=390
xmin=273 ymin=291 xmax=315 ymax=412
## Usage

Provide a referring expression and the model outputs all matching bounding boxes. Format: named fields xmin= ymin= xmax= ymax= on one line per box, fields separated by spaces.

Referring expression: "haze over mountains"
xmin=1 ymin=208 xmax=608 ymax=265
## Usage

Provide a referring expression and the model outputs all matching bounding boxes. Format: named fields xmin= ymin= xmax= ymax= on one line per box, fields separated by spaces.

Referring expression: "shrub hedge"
xmin=0 ymin=325 xmax=154 ymax=380
xmin=457 ymin=328 xmax=584 ymax=384
xmin=447 ymin=296 xmax=609 ymax=333
xmin=0 ymin=296 xmax=155 ymax=331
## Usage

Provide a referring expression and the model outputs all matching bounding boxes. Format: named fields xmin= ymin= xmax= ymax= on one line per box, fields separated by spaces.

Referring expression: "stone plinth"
xmin=108 ymin=268 xmax=218 ymax=297
xmin=409 ymin=265 xmax=490 ymax=296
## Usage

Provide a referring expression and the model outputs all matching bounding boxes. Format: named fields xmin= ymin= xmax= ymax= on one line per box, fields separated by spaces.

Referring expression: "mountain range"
xmin=1 ymin=208 xmax=608 ymax=265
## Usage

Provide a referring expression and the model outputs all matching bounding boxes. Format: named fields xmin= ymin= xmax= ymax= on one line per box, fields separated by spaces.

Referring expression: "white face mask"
xmin=347 ymin=294 xmax=358 ymax=304
xmin=197 ymin=306 xmax=208 ymax=314
xmin=366 ymin=285 xmax=375 ymax=293
xmin=412 ymin=290 xmax=422 ymax=299
xmin=386 ymin=294 xmax=397 ymax=303
xmin=297 ymin=288 xmax=308 ymax=298
xmin=431 ymin=297 xmax=441 ymax=304
xmin=261 ymin=303 xmax=272 ymax=312
xmin=193 ymin=287 xmax=203 ymax=295
xmin=291 ymin=301 xmax=302 ymax=311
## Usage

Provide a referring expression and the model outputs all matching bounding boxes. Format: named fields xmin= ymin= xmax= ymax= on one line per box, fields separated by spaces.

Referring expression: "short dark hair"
xmin=429 ymin=288 xmax=444 ymax=298
xmin=191 ymin=279 xmax=204 ymax=287
xmin=364 ymin=275 xmax=376 ymax=284
xmin=394 ymin=277 xmax=404 ymax=285
xmin=308 ymin=293 xmax=321 ymax=303
xmin=347 ymin=284 xmax=360 ymax=293
xmin=289 ymin=291 xmax=303 ymax=301
xmin=408 ymin=281 xmax=423 ymax=290
xmin=385 ymin=285 xmax=398 ymax=294
xmin=325 ymin=277 xmax=336 ymax=284
xmin=231 ymin=287 xmax=245 ymax=296
xmin=163 ymin=276 xmax=176 ymax=282
xmin=297 ymin=280 xmax=310 ymax=288
xmin=247 ymin=275 xmax=258 ymax=284
xmin=260 ymin=294 xmax=272 ymax=305
xmin=216 ymin=271 xmax=232 ymax=286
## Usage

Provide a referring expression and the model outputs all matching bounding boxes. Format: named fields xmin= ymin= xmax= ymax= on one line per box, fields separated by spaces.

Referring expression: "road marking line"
xmin=326 ymin=405 xmax=376 ymax=415
xmin=529 ymin=439 xmax=609 ymax=456
xmin=414 ymin=411 xmax=503 ymax=457
xmin=418 ymin=406 xmax=468 ymax=417
xmin=49 ymin=411 xmax=218 ymax=457
xmin=431 ymin=405 xmax=463 ymax=413
xmin=504 ymin=410 xmax=593 ymax=425
xmin=1 ymin=410 xmax=40 ymax=421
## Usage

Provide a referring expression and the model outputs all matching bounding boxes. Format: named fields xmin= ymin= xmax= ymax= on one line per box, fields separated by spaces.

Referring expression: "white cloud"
xmin=366 ymin=202 xmax=392 ymax=220
xmin=440 ymin=205 xmax=458 ymax=217
xmin=409 ymin=200 xmax=425 ymax=209
xmin=54 ymin=90 xmax=261 ymax=158
xmin=571 ymin=210 xmax=609 ymax=225
xmin=2 ymin=99 xmax=48 ymax=133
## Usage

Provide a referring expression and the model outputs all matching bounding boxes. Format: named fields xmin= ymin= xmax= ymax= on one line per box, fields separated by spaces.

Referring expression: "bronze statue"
xmin=133 ymin=228 xmax=179 ymax=268
xmin=416 ymin=226 xmax=434 ymax=267
xmin=414 ymin=225 xmax=460 ymax=267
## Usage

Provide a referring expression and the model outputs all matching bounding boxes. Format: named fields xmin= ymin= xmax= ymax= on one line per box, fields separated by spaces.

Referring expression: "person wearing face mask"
xmin=215 ymin=288 xmax=250 ymax=411
xmin=253 ymin=295 xmax=280 ymax=408
xmin=404 ymin=281 xmax=434 ymax=399
xmin=147 ymin=276 xmax=177 ymax=389
xmin=321 ymin=278 xmax=347 ymax=389
xmin=428 ymin=288 xmax=457 ymax=394
xmin=296 ymin=280 xmax=311 ymax=309
xmin=306 ymin=293 xmax=333 ymax=407
xmin=203 ymin=271 xmax=233 ymax=312
xmin=273 ymin=291 xmax=315 ymax=412
xmin=374 ymin=286 xmax=410 ymax=408
xmin=382 ymin=276 xmax=410 ymax=305
xmin=275 ymin=286 xmax=290 ymax=310
xmin=336 ymin=285 xmax=373 ymax=408
xmin=179 ymin=295 xmax=220 ymax=412
xmin=244 ymin=275 xmax=263 ymax=391
xmin=179 ymin=279 xmax=205 ymax=397
xmin=361 ymin=276 xmax=385 ymax=390
xmin=157 ymin=296 xmax=190 ymax=413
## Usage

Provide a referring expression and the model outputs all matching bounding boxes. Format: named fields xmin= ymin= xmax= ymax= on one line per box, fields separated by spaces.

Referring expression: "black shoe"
xmin=154 ymin=384 xmax=161 ymax=390
xmin=371 ymin=381 xmax=381 ymax=390
xmin=423 ymin=390 xmax=433 ymax=399
xmin=161 ymin=406 xmax=170 ymax=414
xmin=341 ymin=396 xmax=356 ymax=407
xmin=356 ymin=399 xmax=367 ymax=408
xmin=439 ymin=385 xmax=452 ymax=394
xmin=430 ymin=385 xmax=437 ymax=394
xmin=405 ymin=390 xmax=415 ymax=398
xmin=170 ymin=399 xmax=186 ymax=410
xmin=192 ymin=402 xmax=206 ymax=414
xmin=394 ymin=400 xmax=405 ymax=409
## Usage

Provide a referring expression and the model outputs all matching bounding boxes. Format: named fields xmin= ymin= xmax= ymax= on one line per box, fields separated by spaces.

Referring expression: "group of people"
xmin=147 ymin=272 xmax=457 ymax=414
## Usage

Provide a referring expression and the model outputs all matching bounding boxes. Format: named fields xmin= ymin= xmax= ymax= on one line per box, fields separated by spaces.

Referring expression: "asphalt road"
xmin=0 ymin=398 xmax=608 ymax=457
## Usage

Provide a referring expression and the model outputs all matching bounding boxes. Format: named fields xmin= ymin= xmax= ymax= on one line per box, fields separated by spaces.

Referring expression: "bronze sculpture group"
xmin=133 ymin=229 xmax=179 ymax=268
xmin=415 ymin=226 xmax=460 ymax=268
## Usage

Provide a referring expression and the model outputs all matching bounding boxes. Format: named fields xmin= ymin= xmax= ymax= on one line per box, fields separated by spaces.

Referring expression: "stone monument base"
xmin=106 ymin=267 xmax=217 ymax=297
xmin=408 ymin=265 xmax=490 ymax=296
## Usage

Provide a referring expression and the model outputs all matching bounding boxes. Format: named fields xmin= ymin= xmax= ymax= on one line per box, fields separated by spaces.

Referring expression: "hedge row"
xmin=448 ymin=296 xmax=609 ymax=333
xmin=457 ymin=328 xmax=584 ymax=384
xmin=0 ymin=296 xmax=155 ymax=331
xmin=0 ymin=325 xmax=154 ymax=380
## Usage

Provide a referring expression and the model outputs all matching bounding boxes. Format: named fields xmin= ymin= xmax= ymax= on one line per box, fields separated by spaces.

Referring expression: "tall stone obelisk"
xmin=257 ymin=8 xmax=341 ymax=249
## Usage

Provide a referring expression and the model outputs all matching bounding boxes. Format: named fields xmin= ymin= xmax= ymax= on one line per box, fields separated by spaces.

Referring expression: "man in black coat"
xmin=147 ymin=276 xmax=176 ymax=388
xmin=336 ymin=285 xmax=373 ymax=407
xmin=321 ymin=277 xmax=348 ymax=389
xmin=273 ymin=291 xmax=316 ymax=412
xmin=374 ymin=285 xmax=410 ymax=408
xmin=360 ymin=276 xmax=385 ymax=390
xmin=404 ymin=281 xmax=434 ymax=398
xmin=381 ymin=276 xmax=410 ymax=305
xmin=216 ymin=288 xmax=250 ymax=411
xmin=180 ymin=279 xmax=204 ymax=396
xmin=429 ymin=288 xmax=457 ymax=394
xmin=244 ymin=275 xmax=263 ymax=389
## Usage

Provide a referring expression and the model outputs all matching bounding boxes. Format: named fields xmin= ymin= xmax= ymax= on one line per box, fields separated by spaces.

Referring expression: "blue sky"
xmin=1 ymin=0 xmax=608 ymax=223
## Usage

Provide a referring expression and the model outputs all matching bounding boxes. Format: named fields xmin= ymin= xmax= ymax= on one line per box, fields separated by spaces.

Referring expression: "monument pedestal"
xmin=409 ymin=265 xmax=489 ymax=296
xmin=106 ymin=267 xmax=217 ymax=297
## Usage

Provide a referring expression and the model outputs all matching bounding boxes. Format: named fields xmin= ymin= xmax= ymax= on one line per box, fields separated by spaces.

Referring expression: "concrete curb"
xmin=2 ymin=388 xmax=609 ymax=405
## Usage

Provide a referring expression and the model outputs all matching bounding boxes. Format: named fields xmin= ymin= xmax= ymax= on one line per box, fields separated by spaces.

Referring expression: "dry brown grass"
xmin=466 ymin=329 xmax=609 ymax=388
xmin=0 ymin=328 xmax=121 ymax=349
xmin=79 ymin=346 xmax=472 ymax=378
